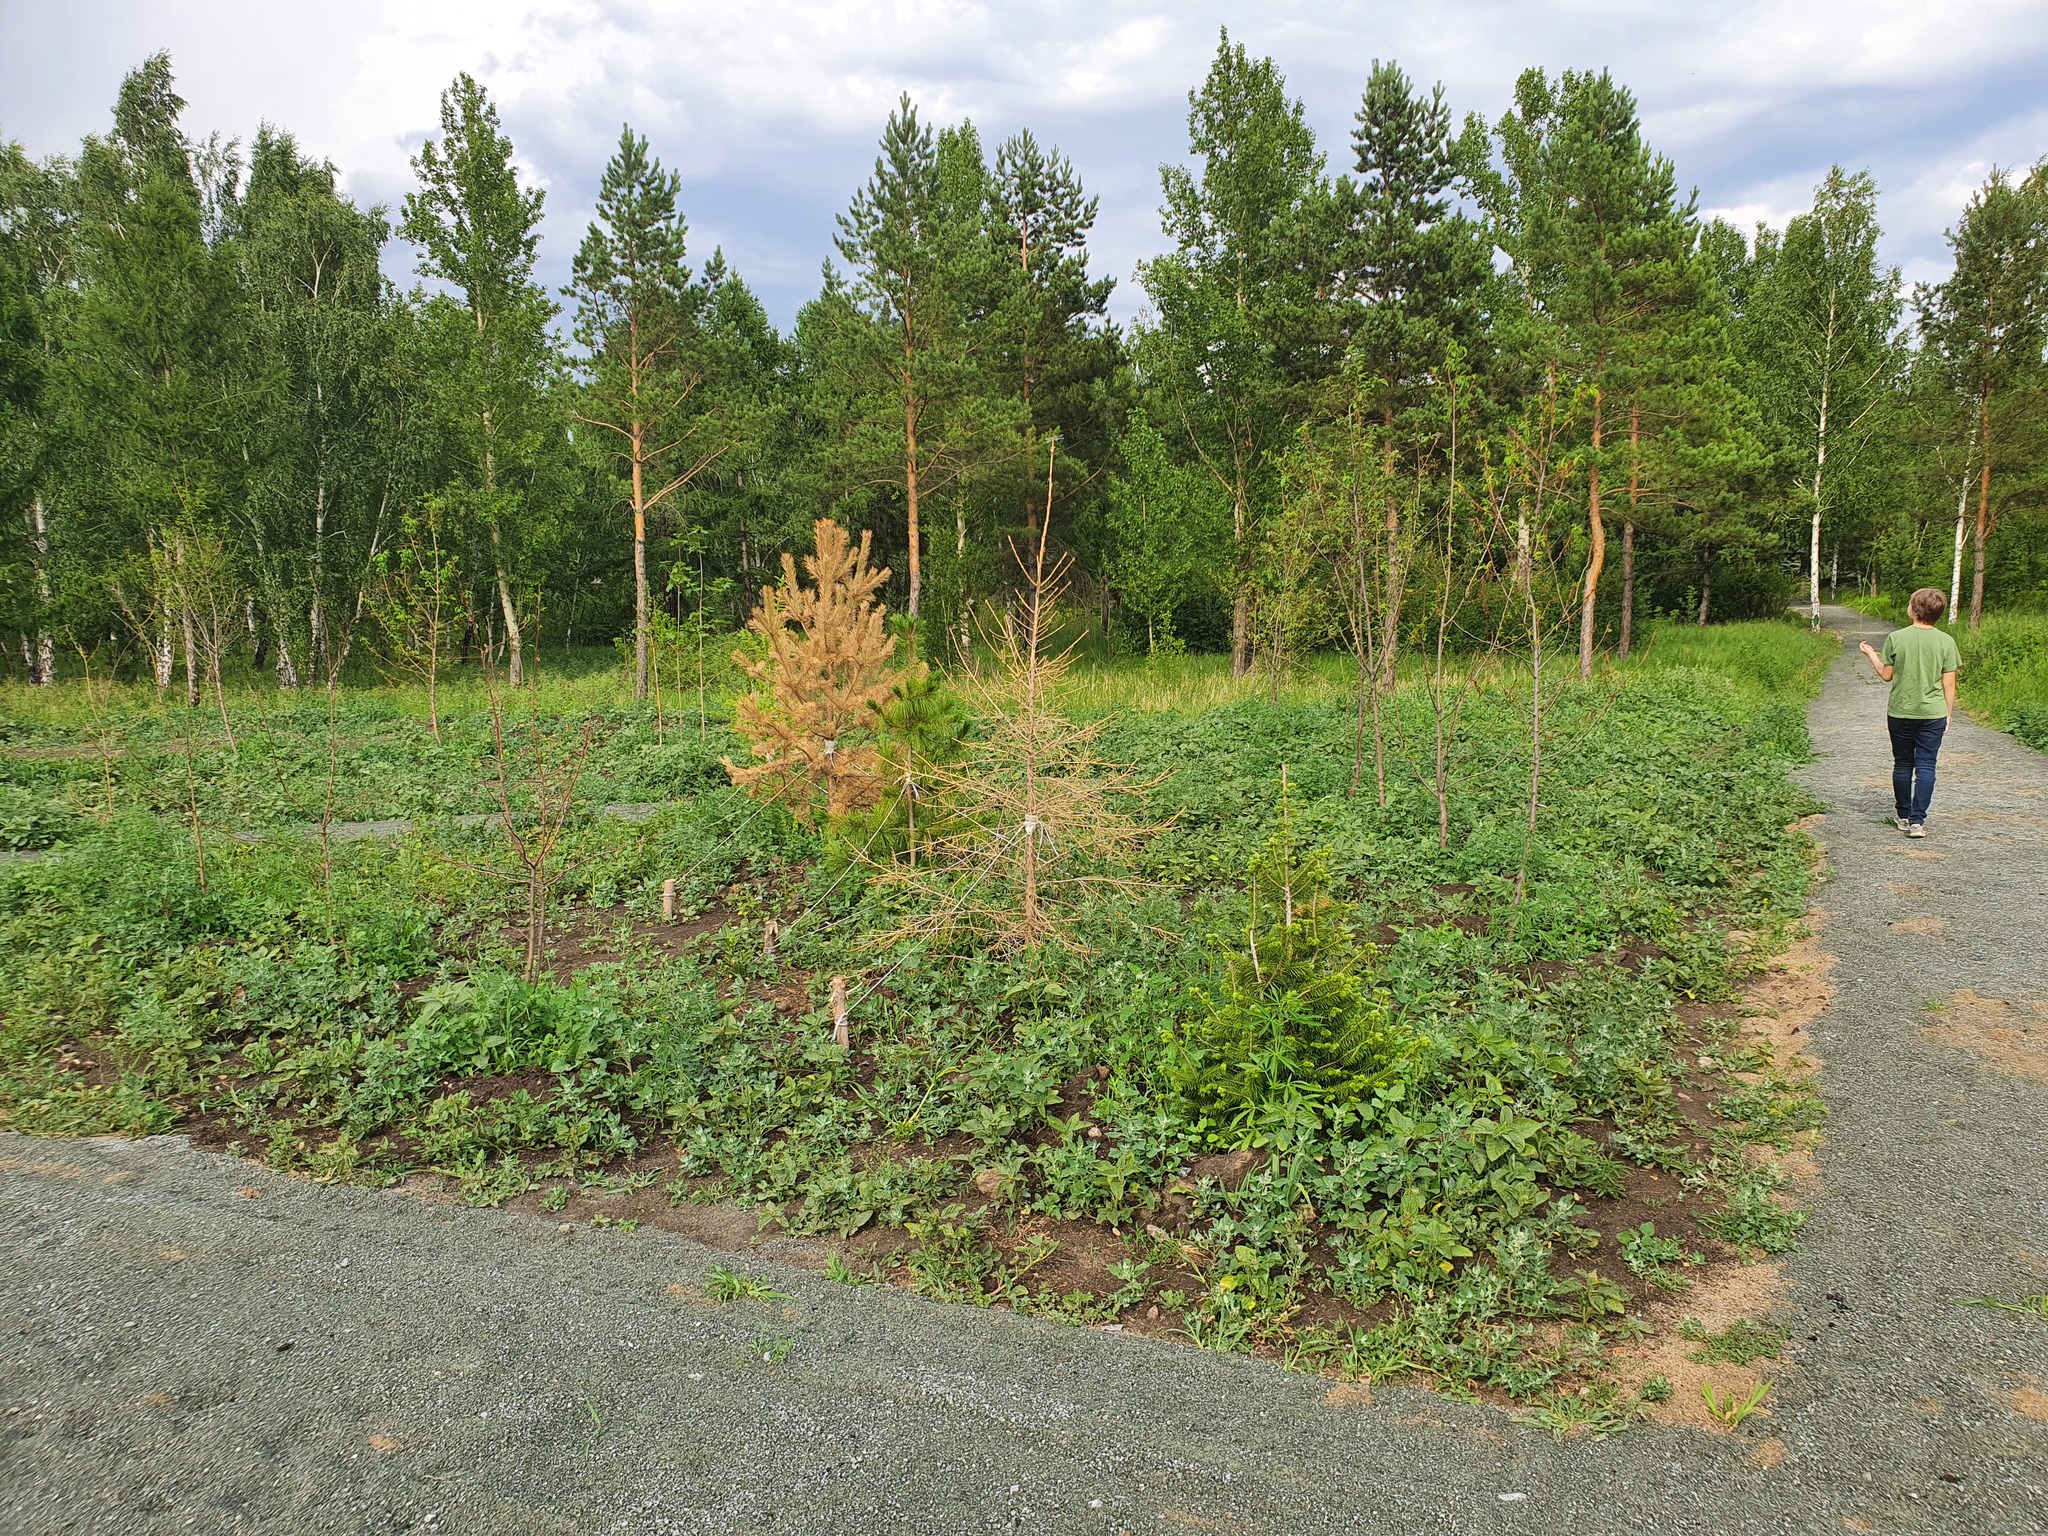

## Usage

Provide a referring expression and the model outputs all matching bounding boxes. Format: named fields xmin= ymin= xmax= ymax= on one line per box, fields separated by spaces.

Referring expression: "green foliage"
xmin=705 ymin=1265 xmax=790 ymax=1303
xmin=1168 ymin=822 xmax=1418 ymax=1149
xmin=0 ymin=604 xmax=1828 ymax=1424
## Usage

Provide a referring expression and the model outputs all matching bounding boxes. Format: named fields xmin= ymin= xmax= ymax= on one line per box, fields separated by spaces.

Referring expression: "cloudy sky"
xmin=5 ymin=0 xmax=2046 ymax=327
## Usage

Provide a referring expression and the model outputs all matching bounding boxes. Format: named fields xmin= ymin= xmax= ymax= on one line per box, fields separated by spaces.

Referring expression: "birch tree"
xmin=1745 ymin=169 xmax=1900 ymax=626
xmin=1917 ymin=160 xmax=2048 ymax=628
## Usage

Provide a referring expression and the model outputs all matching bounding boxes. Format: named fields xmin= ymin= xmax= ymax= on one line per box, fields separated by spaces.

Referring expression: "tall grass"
xmin=1954 ymin=614 xmax=2048 ymax=750
xmin=1064 ymin=618 xmax=1835 ymax=717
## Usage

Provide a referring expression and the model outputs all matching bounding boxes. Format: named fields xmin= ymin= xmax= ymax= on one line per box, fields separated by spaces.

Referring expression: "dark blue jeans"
xmin=1887 ymin=715 xmax=1947 ymax=824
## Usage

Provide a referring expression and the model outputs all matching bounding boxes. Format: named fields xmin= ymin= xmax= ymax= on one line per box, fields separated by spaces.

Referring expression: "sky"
xmin=5 ymin=0 xmax=2046 ymax=329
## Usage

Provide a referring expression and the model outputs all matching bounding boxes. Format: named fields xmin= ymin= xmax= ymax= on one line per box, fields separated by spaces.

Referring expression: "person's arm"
xmin=1944 ymin=670 xmax=1957 ymax=723
xmin=1858 ymin=639 xmax=1895 ymax=681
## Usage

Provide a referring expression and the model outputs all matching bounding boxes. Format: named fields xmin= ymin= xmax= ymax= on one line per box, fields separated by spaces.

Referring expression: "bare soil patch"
xmin=1923 ymin=990 xmax=2048 ymax=1085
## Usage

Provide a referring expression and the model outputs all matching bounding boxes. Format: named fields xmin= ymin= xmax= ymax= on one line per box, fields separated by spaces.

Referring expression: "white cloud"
xmin=5 ymin=0 xmax=2044 ymax=323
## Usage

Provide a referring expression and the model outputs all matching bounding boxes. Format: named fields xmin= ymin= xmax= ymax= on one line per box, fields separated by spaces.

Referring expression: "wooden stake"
xmin=831 ymin=975 xmax=849 ymax=1050
xmin=661 ymin=878 xmax=676 ymax=922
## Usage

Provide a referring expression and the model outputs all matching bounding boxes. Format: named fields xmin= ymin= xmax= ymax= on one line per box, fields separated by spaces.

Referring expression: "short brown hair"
xmin=1909 ymin=587 xmax=1947 ymax=623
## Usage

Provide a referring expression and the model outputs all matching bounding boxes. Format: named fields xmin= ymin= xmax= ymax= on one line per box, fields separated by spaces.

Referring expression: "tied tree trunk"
xmin=1696 ymin=566 xmax=1712 ymax=626
xmin=1578 ymin=394 xmax=1606 ymax=680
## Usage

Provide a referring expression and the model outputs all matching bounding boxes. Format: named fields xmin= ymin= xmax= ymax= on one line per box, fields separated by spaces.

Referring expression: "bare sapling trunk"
xmin=1579 ymin=393 xmax=1605 ymax=680
xmin=182 ymin=607 xmax=201 ymax=710
xmin=904 ymin=382 xmax=923 ymax=618
xmin=1378 ymin=449 xmax=1406 ymax=697
xmin=1619 ymin=403 xmax=1638 ymax=660
xmin=1519 ymin=583 xmax=1542 ymax=906
xmin=1230 ymin=464 xmax=1252 ymax=678
xmin=633 ymin=446 xmax=650 ymax=700
xmin=481 ymin=672 xmax=597 ymax=984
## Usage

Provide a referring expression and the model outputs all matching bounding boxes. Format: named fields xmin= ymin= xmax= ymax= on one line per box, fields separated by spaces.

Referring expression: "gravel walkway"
xmin=3 ymin=606 xmax=2046 ymax=1535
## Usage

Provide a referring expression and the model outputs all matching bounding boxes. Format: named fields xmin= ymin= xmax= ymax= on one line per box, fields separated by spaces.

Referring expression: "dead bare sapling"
xmin=472 ymin=664 xmax=599 ymax=984
xmin=369 ymin=502 xmax=459 ymax=743
xmin=868 ymin=501 xmax=1154 ymax=951
xmin=1480 ymin=369 xmax=1584 ymax=901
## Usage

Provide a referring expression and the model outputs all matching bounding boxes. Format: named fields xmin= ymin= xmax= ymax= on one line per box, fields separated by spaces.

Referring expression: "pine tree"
xmin=809 ymin=97 xmax=1013 ymax=621
xmin=1336 ymin=61 xmax=1493 ymax=683
xmin=400 ymin=73 xmax=556 ymax=685
xmin=870 ymin=502 xmax=1151 ymax=951
xmin=1485 ymin=69 xmax=1695 ymax=673
xmin=569 ymin=126 xmax=734 ymax=701
xmin=726 ymin=519 xmax=907 ymax=824
xmin=986 ymin=129 xmax=1118 ymax=536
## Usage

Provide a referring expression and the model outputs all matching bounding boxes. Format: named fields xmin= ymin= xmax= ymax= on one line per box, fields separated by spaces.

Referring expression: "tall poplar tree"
xmin=234 ymin=129 xmax=394 ymax=681
xmin=0 ymin=141 xmax=72 ymax=683
xmin=68 ymin=52 xmax=237 ymax=689
xmin=1137 ymin=31 xmax=1326 ymax=675
xmin=400 ymin=73 xmax=556 ymax=684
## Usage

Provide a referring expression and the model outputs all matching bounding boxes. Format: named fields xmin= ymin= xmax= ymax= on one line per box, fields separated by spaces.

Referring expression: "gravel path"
xmin=3 ymin=606 xmax=2046 ymax=1535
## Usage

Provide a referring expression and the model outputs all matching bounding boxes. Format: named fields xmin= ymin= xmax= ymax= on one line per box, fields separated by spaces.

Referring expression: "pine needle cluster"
xmin=725 ymin=519 xmax=912 ymax=825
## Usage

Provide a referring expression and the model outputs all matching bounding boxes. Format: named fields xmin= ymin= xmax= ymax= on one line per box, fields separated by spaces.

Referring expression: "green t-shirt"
xmin=1881 ymin=624 xmax=1961 ymax=720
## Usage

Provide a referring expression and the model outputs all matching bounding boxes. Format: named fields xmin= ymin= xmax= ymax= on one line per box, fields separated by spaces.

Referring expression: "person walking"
xmin=1857 ymin=587 xmax=1961 ymax=838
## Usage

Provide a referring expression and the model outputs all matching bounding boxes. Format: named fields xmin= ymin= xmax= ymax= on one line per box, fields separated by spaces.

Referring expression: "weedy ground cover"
xmin=0 ymin=618 xmax=1833 ymax=1420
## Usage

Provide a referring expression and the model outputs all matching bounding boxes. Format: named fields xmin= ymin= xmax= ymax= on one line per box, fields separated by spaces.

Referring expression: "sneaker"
xmin=1907 ymin=822 xmax=1927 ymax=838
xmin=1894 ymin=816 xmax=1912 ymax=831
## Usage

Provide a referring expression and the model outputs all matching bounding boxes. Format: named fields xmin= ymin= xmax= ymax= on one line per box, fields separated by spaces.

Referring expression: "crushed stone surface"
xmin=3 ymin=606 xmax=2046 ymax=1534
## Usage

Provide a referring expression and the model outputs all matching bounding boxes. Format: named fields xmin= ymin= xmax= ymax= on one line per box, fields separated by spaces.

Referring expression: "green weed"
xmin=1700 ymin=1379 xmax=1772 ymax=1429
xmin=705 ymin=1265 xmax=789 ymax=1303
